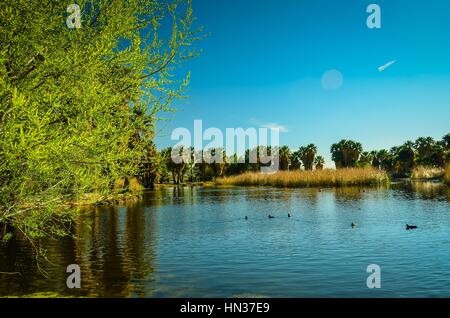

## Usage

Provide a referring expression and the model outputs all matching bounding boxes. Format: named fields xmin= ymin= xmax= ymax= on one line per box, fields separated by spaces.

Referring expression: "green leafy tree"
xmin=0 ymin=0 xmax=199 ymax=241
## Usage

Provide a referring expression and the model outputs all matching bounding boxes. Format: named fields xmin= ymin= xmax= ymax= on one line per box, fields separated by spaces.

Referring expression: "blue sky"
xmin=156 ymin=0 xmax=450 ymax=166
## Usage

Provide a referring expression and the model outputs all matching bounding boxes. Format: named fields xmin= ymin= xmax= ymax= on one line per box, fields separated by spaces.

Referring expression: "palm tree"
xmin=170 ymin=146 xmax=187 ymax=184
xmin=442 ymin=133 xmax=450 ymax=150
xmin=370 ymin=150 xmax=380 ymax=169
xmin=394 ymin=141 xmax=416 ymax=175
xmin=443 ymin=133 xmax=450 ymax=165
xmin=279 ymin=146 xmax=291 ymax=171
xmin=414 ymin=137 xmax=436 ymax=166
xmin=211 ymin=148 xmax=227 ymax=179
xmin=358 ymin=152 xmax=373 ymax=167
xmin=245 ymin=147 xmax=260 ymax=172
xmin=299 ymin=144 xmax=317 ymax=170
xmin=330 ymin=140 xmax=363 ymax=168
xmin=289 ymin=150 xmax=301 ymax=170
xmin=197 ymin=149 xmax=209 ymax=182
xmin=162 ymin=147 xmax=183 ymax=184
xmin=377 ymin=149 xmax=393 ymax=171
xmin=314 ymin=156 xmax=325 ymax=170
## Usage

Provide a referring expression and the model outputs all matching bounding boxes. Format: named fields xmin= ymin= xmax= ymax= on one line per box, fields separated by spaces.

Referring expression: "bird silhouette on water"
xmin=406 ymin=224 xmax=418 ymax=230
xmin=245 ymin=216 xmax=248 ymax=220
xmin=288 ymin=213 xmax=291 ymax=218
xmin=351 ymin=222 xmax=357 ymax=228
xmin=268 ymin=215 xmax=275 ymax=219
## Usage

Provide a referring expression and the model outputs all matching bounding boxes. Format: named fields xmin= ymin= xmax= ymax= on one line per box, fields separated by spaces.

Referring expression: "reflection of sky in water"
xmin=1 ymin=183 xmax=450 ymax=297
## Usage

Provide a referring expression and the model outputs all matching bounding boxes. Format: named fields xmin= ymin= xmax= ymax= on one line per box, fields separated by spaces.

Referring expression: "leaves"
xmin=0 ymin=0 xmax=198 ymax=243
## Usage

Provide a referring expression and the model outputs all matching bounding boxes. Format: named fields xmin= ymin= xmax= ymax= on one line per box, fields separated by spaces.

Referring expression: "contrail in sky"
xmin=378 ymin=60 xmax=396 ymax=72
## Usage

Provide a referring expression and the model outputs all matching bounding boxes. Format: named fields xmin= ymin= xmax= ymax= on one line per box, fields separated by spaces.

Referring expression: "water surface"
xmin=1 ymin=182 xmax=449 ymax=297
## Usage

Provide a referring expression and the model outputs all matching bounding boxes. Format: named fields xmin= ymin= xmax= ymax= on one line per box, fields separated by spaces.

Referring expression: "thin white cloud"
xmin=378 ymin=60 xmax=396 ymax=72
xmin=248 ymin=118 xmax=288 ymax=133
xmin=263 ymin=123 xmax=288 ymax=133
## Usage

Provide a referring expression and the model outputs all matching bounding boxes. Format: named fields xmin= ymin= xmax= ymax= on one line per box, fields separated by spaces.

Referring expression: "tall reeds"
xmin=411 ymin=166 xmax=445 ymax=180
xmin=445 ymin=165 xmax=450 ymax=185
xmin=216 ymin=167 xmax=389 ymax=188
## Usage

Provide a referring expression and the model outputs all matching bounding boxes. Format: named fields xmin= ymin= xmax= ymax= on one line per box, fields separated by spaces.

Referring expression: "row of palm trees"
xmin=330 ymin=134 xmax=450 ymax=176
xmin=157 ymin=133 xmax=450 ymax=183
xmin=157 ymin=144 xmax=325 ymax=183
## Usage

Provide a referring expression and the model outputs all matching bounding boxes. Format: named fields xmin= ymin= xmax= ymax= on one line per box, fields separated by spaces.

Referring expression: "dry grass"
xmin=445 ymin=165 xmax=450 ymax=185
xmin=411 ymin=166 xmax=445 ymax=180
xmin=216 ymin=167 xmax=389 ymax=188
xmin=113 ymin=177 xmax=144 ymax=191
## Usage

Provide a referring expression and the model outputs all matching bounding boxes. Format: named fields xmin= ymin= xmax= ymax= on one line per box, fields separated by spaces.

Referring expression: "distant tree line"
xmin=153 ymin=133 xmax=450 ymax=183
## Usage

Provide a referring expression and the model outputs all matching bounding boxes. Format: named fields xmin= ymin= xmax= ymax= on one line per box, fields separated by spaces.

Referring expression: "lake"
xmin=1 ymin=182 xmax=450 ymax=298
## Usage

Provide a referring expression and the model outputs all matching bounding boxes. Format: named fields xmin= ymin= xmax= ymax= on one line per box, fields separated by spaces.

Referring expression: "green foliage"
xmin=331 ymin=140 xmax=363 ymax=168
xmin=298 ymin=144 xmax=317 ymax=170
xmin=357 ymin=152 xmax=373 ymax=167
xmin=314 ymin=155 xmax=325 ymax=170
xmin=279 ymin=146 xmax=291 ymax=171
xmin=0 ymin=0 xmax=198 ymax=241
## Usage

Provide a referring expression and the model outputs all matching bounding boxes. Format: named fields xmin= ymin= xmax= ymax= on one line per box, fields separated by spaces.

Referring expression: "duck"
xmin=288 ymin=213 xmax=291 ymax=218
xmin=268 ymin=215 xmax=275 ymax=219
xmin=245 ymin=216 xmax=248 ymax=220
xmin=406 ymin=224 xmax=418 ymax=230
xmin=351 ymin=222 xmax=357 ymax=228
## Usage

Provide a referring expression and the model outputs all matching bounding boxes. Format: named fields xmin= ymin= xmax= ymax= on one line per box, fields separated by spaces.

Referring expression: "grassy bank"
xmin=0 ymin=178 xmax=145 ymax=247
xmin=411 ymin=166 xmax=445 ymax=180
xmin=216 ymin=167 xmax=389 ymax=188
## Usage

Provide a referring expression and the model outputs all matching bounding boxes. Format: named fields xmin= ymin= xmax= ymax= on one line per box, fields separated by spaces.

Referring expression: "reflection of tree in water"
xmin=389 ymin=181 xmax=449 ymax=201
xmin=410 ymin=182 xmax=449 ymax=200
xmin=0 ymin=225 xmax=37 ymax=296
xmin=333 ymin=187 xmax=364 ymax=203
xmin=297 ymin=188 xmax=319 ymax=206
xmin=0 ymin=222 xmax=80 ymax=297
xmin=124 ymin=203 xmax=156 ymax=297
xmin=75 ymin=203 xmax=157 ymax=297
xmin=0 ymin=201 xmax=157 ymax=297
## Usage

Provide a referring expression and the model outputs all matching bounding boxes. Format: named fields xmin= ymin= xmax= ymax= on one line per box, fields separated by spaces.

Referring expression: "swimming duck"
xmin=406 ymin=224 xmax=418 ymax=230
xmin=268 ymin=215 xmax=275 ymax=219
xmin=351 ymin=222 xmax=357 ymax=228
xmin=288 ymin=213 xmax=291 ymax=218
xmin=245 ymin=216 xmax=248 ymax=220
